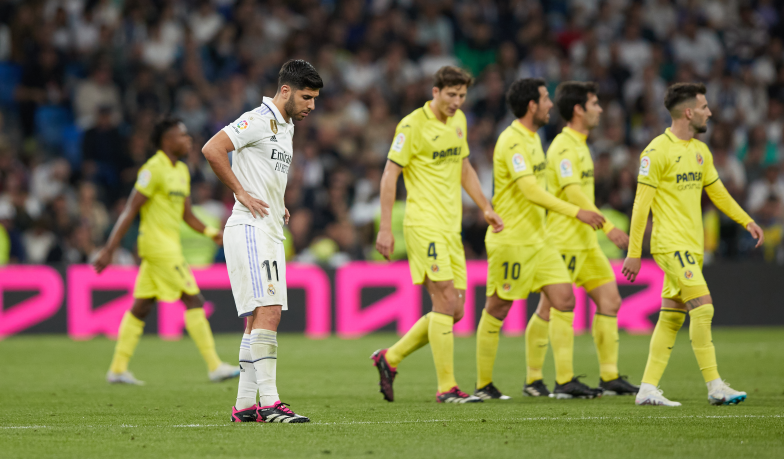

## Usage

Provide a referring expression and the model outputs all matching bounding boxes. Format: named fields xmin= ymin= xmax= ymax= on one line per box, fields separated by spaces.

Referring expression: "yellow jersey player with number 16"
xmin=372 ymin=66 xmax=503 ymax=404
xmin=622 ymin=83 xmax=764 ymax=407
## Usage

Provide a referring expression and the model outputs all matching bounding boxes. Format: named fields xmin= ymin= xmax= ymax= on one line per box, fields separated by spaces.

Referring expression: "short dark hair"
xmin=433 ymin=66 xmax=474 ymax=89
xmin=664 ymin=83 xmax=707 ymax=112
xmin=507 ymin=78 xmax=546 ymax=118
xmin=556 ymin=81 xmax=598 ymax=121
xmin=278 ymin=59 xmax=323 ymax=91
xmin=152 ymin=117 xmax=182 ymax=149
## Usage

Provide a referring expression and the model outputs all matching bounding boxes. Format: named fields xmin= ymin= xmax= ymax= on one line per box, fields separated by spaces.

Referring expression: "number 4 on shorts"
xmin=428 ymin=242 xmax=437 ymax=259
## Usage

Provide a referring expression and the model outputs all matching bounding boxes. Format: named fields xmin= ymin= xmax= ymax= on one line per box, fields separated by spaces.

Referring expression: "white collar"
xmin=261 ymin=97 xmax=288 ymax=125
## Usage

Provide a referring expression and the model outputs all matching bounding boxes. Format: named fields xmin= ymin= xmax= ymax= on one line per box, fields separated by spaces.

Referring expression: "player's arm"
xmin=183 ymin=197 xmax=223 ymax=246
xmin=461 ymin=158 xmax=503 ymax=233
xmin=375 ymin=159 xmax=401 ymax=261
xmin=93 ymin=189 xmax=147 ymax=273
xmin=516 ymin=176 xmax=605 ymax=229
xmin=563 ymin=184 xmax=628 ymax=249
xmin=621 ymin=183 xmax=656 ymax=282
xmin=704 ymin=179 xmax=763 ymax=248
xmin=202 ymin=130 xmax=269 ymax=218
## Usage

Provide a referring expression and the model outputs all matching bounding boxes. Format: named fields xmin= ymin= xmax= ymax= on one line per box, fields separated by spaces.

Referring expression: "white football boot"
xmin=106 ymin=370 xmax=145 ymax=385
xmin=635 ymin=385 xmax=681 ymax=406
xmin=209 ymin=362 xmax=241 ymax=382
xmin=707 ymin=379 xmax=747 ymax=406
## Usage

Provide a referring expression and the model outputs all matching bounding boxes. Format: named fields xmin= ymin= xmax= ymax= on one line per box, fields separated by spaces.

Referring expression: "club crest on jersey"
xmin=560 ymin=159 xmax=573 ymax=178
xmin=503 ymin=283 xmax=511 ymax=292
xmin=268 ymin=283 xmax=276 ymax=296
xmin=684 ymin=270 xmax=694 ymax=280
xmin=431 ymin=264 xmax=439 ymax=273
xmin=639 ymin=156 xmax=651 ymax=176
xmin=512 ymin=153 xmax=526 ymax=172
xmin=392 ymin=133 xmax=405 ymax=152
xmin=695 ymin=152 xmax=704 ymax=165
xmin=236 ymin=120 xmax=249 ymax=131
xmin=455 ymin=127 xmax=464 ymax=139
xmin=270 ymin=119 xmax=278 ymax=134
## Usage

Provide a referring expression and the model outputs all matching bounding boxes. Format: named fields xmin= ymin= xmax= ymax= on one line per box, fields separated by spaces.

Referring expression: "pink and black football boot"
xmin=256 ymin=401 xmax=310 ymax=423
xmin=230 ymin=405 xmax=259 ymax=422
xmin=370 ymin=349 xmax=397 ymax=402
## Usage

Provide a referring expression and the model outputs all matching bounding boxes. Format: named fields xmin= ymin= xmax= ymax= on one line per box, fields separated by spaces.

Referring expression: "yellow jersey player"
xmin=622 ymin=83 xmax=764 ymax=406
xmin=539 ymin=81 xmax=639 ymax=396
xmin=371 ymin=66 xmax=503 ymax=404
xmin=94 ymin=118 xmax=239 ymax=385
xmin=474 ymin=78 xmax=605 ymax=401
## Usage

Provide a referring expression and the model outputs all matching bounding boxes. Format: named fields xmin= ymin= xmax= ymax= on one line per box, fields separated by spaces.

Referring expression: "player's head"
xmin=431 ymin=66 xmax=474 ymax=118
xmin=277 ymin=59 xmax=323 ymax=121
xmin=153 ymin=117 xmax=191 ymax=157
xmin=556 ymin=81 xmax=602 ymax=130
xmin=507 ymin=78 xmax=551 ymax=127
xmin=664 ymin=83 xmax=710 ymax=133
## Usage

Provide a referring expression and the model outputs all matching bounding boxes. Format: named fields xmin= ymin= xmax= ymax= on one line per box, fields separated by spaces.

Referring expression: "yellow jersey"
xmin=545 ymin=127 xmax=598 ymax=250
xmin=637 ymin=128 xmax=719 ymax=255
xmin=387 ymin=101 xmax=469 ymax=232
xmin=486 ymin=120 xmax=548 ymax=246
xmin=134 ymin=150 xmax=190 ymax=260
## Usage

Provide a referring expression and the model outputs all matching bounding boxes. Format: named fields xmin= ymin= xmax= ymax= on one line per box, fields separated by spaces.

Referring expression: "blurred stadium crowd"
xmin=1 ymin=0 xmax=784 ymax=267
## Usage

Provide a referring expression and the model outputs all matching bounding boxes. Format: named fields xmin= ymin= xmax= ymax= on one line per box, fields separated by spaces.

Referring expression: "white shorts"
xmin=224 ymin=224 xmax=288 ymax=317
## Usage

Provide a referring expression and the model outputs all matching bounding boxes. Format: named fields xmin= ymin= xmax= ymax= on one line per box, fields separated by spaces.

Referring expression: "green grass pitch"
xmin=1 ymin=329 xmax=783 ymax=458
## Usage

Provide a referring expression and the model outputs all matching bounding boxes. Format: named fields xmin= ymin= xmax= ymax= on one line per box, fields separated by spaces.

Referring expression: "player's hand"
xmin=212 ymin=230 xmax=224 ymax=246
xmin=484 ymin=209 xmax=504 ymax=233
xmin=93 ymin=247 xmax=112 ymax=274
xmin=746 ymin=221 xmax=764 ymax=248
xmin=375 ymin=229 xmax=395 ymax=261
xmin=284 ymin=207 xmax=290 ymax=225
xmin=576 ymin=209 xmax=605 ymax=230
xmin=607 ymin=228 xmax=629 ymax=250
xmin=621 ymin=257 xmax=642 ymax=282
xmin=237 ymin=190 xmax=269 ymax=218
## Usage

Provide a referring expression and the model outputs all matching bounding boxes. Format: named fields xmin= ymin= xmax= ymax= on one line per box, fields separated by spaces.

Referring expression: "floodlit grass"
xmin=1 ymin=329 xmax=783 ymax=458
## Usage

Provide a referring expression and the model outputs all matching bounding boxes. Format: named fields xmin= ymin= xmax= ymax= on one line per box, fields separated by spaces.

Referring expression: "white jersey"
xmin=222 ymin=97 xmax=293 ymax=241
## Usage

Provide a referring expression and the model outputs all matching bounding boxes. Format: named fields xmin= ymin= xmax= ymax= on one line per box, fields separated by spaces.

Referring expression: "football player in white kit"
xmin=202 ymin=60 xmax=323 ymax=423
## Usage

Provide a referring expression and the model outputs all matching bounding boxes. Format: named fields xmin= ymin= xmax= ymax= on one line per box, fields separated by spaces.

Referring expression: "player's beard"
xmin=694 ymin=122 xmax=708 ymax=134
xmin=284 ymin=97 xmax=298 ymax=120
xmin=533 ymin=111 xmax=549 ymax=128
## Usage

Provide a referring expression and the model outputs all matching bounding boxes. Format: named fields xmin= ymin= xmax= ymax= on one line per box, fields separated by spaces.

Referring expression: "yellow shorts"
xmin=404 ymin=226 xmax=467 ymax=290
xmin=559 ymin=246 xmax=616 ymax=292
xmin=486 ymin=242 xmax=571 ymax=301
xmin=652 ymin=250 xmax=710 ymax=303
xmin=133 ymin=257 xmax=200 ymax=302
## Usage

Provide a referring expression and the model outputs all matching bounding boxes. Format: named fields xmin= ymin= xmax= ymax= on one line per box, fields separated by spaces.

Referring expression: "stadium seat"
xmin=0 ymin=62 xmax=21 ymax=108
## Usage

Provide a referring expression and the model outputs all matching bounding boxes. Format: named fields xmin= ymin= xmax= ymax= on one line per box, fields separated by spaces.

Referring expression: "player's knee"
xmin=131 ymin=302 xmax=153 ymax=320
xmin=486 ymin=302 xmax=512 ymax=321
xmin=601 ymin=293 xmax=622 ymax=316
xmin=553 ymin=294 xmax=575 ymax=312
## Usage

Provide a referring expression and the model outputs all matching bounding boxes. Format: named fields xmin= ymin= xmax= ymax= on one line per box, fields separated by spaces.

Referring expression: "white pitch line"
xmin=3 ymin=414 xmax=781 ymax=430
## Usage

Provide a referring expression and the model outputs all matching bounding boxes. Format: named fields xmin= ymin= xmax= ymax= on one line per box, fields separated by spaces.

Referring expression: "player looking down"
xmin=95 ymin=117 xmax=238 ymax=386
xmin=623 ymin=83 xmax=764 ymax=407
xmin=371 ymin=66 xmax=504 ymax=404
xmin=474 ymin=78 xmax=605 ymax=401
xmin=202 ymin=59 xmax=323 ymax=423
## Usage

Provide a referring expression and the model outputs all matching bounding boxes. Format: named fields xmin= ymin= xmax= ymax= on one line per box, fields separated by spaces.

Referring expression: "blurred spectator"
xmin=747 ymin=165 xmax=784 ymax=216
xmin=74 ymin=62 xmax=122 ymax=129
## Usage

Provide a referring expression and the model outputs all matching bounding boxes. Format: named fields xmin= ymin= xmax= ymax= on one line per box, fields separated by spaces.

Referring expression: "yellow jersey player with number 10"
xmin=372 ymin=66 xmax=503 ymax=404
xmin=474 ymin=78 xmax=605 ymax=401
xmin=543 ymin=81 xmax=639 ymax=396
xmin=622 ymin=83 xmax=764 ymax=407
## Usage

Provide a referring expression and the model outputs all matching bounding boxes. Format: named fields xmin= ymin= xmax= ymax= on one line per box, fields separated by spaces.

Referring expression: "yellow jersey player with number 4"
xmin=542 ymin=82 xmax=639 ymax=396
xmin=622 ymin=83 xmax=764 ymax=407
xmin=94 ymin=118 xmax=239 ymax=385
xmin=372 ymin=66 xmax=503 ymax=404
xmin=474 ymin=78 xmax=605 ymax=401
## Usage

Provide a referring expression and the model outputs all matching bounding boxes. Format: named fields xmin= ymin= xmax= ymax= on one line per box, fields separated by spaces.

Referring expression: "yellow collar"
xmin=511 ymin=120 xmax=536 ymax=137
xmin=664 ymin=128 xmax=691 ymax=145
xmin=423 ymin=101 xmax=451 ymax=123
xmin=156 ymin=150 xmax=178 ymax=167
xmin=563 ymin=126 xmax=588 ymax=144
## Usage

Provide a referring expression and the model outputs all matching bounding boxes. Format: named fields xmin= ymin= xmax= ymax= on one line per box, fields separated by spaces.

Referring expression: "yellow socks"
xmin=689 ymin=305 xmax=720 ymax=383
xmin=525 ymin=313 xmax=549 ymax=384
xmin=641 ymin=308 xmax=686 ymax=385
xmin=592 ymin=314 xmax=619 ymax=381
xmin=185 ymin=308 xmax=222 ymax=372
xmin=476 ymin=309 xmax=503 ymax=388
xmin=549 ymin=309 xmax=575 ymax=385
xmin=109 ymin=311 xmax=145 ymax=374
xmin=386 ymin=313 xmax=431 ymax=368
xmin=428 ymin=312 xmax=457 ymax=393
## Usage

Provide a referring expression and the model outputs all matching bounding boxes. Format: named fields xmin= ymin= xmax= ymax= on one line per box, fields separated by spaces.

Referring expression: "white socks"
xmin=236 ymin=334 xmax=257 ymax=409
xmin=706 ymin=378 xmax=723 ymax=392
xmin=250 ymin=329 xmax=279 ymax=407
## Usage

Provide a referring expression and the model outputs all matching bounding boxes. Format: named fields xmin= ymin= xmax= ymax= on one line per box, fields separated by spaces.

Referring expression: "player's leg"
xmin=523 ymin=295 xmax=551 ymax=396
xmin=107 ymin=298 xmax=154 ymax=385
xmin=181 ymin=291 xmax=239 ymax=382
xmin=635 ymin=298 xmax=686 ymax=406
xmin=586 ymin=280 xmax=639 ymax=395
xmin=474 ymin=293 xmax=512 ymax=400
xmin=231 ymin=317 xmax=258 ymax=422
